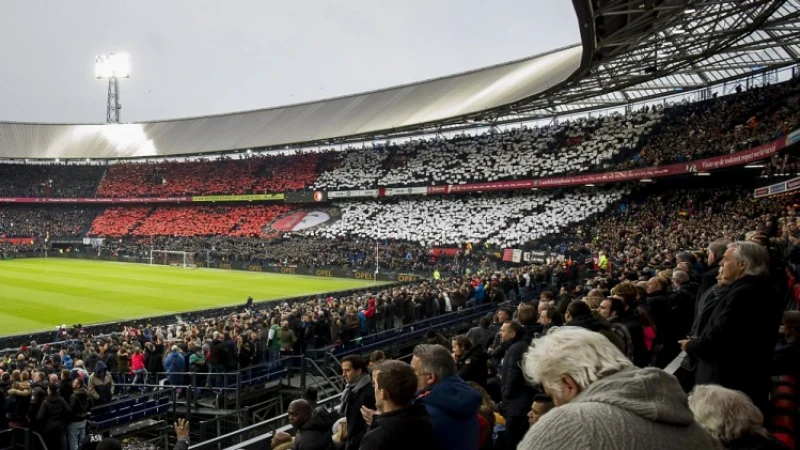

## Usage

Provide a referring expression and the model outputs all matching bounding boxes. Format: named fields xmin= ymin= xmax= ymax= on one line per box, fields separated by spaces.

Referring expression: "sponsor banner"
xmin=530 ymin=250 xmax=549 ymax=263
xmin=385 ymin=187 xmax=428 ymax=197
xmin=522 ymin=252 xmax=530 ymax=263
xmin=328 ymin=189 xmax=380 ymax=199
xmin=787 ymin=177 xmax=800 ymax=191
xmin=788 ymin=129 xmax=800 ymax=146
xmin=770 ymin=183 xmax=787 ymax=194
xmin=0 ymin=197 xmax=191 ymax=204
xmin=450 ymin=180 xmax=536 ymax=193
xmin=82 ymin=238 xmax=105 ymax=246
xmin=429 ymin=248 xmax=461 ymax=257
xmin=754 ymin=187 xmax=770 ymax=198
xmin=0 ymin=237 xmax=35 ymax=245
xmin=285 ymin=191 xmax=328 ymax=203
xmin=193 ymin=193 xmax=284 ymax=202
xmin=426 ymin=186 xmax=450 ymax=195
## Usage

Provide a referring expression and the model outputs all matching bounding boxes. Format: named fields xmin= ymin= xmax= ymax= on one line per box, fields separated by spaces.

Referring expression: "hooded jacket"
xmin=414 ymin=375 xmax=482 ymax=450
xmin=359 ymin=403 xmax=436 ymax=450
xmin=519 ymin=368 xmax=719 ymax=450
xmin=88 ymin=362 xmax=114 ymax=404
xmin=37 ymin=391 xmax=71 ymax=433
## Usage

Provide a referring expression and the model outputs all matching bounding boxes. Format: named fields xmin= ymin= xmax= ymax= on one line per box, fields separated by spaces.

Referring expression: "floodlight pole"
xmin=106 ymin=77 xmax=121 ymax=124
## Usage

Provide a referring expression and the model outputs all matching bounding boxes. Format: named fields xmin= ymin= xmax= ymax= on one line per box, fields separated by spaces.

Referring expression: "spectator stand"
xmin=0 ymin=427 xmax=48 ymax=450
xmin=90 ymin=387 xmax=178 ymax=448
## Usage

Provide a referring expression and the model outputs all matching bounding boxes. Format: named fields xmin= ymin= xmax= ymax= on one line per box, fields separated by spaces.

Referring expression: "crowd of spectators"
xmin=0 ymin=206 xmax=100 ymax=239
xmin=0 ymin=164 xmax=104 ymax=198
xmin=96 ymin=153 xmax=337 ymax=198
xmin=0 ymin=78 xmax=797 ymax=202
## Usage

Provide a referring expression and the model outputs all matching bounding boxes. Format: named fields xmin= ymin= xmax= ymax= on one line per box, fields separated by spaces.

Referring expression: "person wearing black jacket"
xmin=682 ymin=241 xmax=783 ymax=414
xmin=359 ymin=360 xmax=435 ymax=450
xmin=340 ymin=355 xmax=376 ymax=450
xmin=497 ymin=321 xmax=535 ymax=450
xmin=452 ymin=335 xmax=488 ymax=389
xmin=29 ymin=372 xmax=48 ymax=429
xmin=68 ymin=377 xmax=93 ymax=450
xmin=697 ymin=238 xmax=731 ymax=301
xmin=38 ymin=383 xmax=71 ymax=450
xmin=283 ymin=399 xmax=333 ymax=450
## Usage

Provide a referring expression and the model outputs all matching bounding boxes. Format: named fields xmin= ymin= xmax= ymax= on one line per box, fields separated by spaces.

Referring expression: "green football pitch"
xmin=0 ymin=258 xmax=384 ymax=337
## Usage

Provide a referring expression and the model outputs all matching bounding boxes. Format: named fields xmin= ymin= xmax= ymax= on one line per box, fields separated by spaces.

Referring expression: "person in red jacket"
xmin=131 ymin=348 xmax=147 ymax=386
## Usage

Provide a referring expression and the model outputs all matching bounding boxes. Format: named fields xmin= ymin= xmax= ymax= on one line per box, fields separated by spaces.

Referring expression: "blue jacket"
xmin=358 ymin=312 xmax=368 ymax=335
xmin=163 ymin=351 xmax=185 ymax=385
xmin=414 ymin=375 xmax=482 ymax=450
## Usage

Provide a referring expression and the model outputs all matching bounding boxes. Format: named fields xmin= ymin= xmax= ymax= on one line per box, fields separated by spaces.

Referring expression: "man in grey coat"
xmin=519 ymin=327 xmax=719 ymax=450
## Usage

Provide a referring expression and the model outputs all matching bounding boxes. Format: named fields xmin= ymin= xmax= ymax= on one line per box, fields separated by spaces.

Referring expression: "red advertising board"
xmin=0 ymin=237 xmax=35 ymax=244
xmin=0 ymin=196 xmax=192 ymax=204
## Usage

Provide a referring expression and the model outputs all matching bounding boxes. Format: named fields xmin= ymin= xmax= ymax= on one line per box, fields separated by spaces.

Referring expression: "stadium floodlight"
xmin=95 ymin=53 xmax=131 ymax=79
xmin=96 ymin=53 xmax=131 ymax=124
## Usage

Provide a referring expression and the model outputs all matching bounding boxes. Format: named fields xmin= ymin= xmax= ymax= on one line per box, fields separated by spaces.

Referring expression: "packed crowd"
xmin=96 ymin=153 xmax=337 ymax=198
xmin=0 ymin=164 xmax=104 ymax=198
xmin=309 ymin=189 xmax=627 ymax=248
xmin=0 ymin=206 xmax=100 ymax=239
xmin=0 ymin=78 xmax=797 ymax=202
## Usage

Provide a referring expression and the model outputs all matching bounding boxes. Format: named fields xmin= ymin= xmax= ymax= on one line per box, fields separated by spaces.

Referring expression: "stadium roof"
xmin=0 ymin=0 xmax=797 ymax=159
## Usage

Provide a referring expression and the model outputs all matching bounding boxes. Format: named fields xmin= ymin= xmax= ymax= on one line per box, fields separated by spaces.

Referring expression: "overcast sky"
xmin=0 ymin=1 xmax=578 ymax=124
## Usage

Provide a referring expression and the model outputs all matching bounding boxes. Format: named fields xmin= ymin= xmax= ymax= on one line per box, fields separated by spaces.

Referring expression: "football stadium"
xmin=1 ymin=1 xmax=800 ymax=450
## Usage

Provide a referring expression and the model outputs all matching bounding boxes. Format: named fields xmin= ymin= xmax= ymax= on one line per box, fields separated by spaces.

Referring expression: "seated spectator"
xmin=520 ymin=327 xmax=717 ymax=449
xmin=527 ymin=394 xmax=554 ymax=426
xmin=360 ymin=360 xmax=436 ymax=450
xmin=688 ymin=385 xmax=788 ymax=450
xmin=411 ymin=344 xmax=483 ymax=450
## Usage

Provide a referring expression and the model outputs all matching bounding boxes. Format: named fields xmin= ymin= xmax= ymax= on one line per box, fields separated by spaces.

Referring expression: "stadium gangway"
xmin=0 ymin=427 xmax=48 ymax=450
xmin=187 ymin=392 xmax=345 ymax=450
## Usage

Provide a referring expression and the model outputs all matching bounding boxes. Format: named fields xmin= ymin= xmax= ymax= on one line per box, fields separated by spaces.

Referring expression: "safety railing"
xmin=188 ymin=393 xmax=344 ymax=450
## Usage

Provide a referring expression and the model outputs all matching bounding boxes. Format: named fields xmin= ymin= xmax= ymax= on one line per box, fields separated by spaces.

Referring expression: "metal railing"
xmin=188 ymin=393 xmax=344 ymax=450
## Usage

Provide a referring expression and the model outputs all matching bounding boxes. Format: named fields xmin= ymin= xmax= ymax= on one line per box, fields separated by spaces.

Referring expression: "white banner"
xmin=328 ymin=189 xmax=380 ymax=199
xmin=512 ymin=249 xmax=522 ymax=263
xmin=385 ymin=187 xmax=428 ymax=196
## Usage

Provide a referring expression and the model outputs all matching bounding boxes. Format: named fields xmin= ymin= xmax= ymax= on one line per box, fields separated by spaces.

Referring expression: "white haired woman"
xmin=688 ymin=385 xmax=787 ymax=450
xmin=519 ymin=326 xmax=717 ymax=450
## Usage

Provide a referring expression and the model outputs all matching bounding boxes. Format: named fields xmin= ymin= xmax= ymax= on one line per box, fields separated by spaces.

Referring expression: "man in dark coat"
xmin=340 ymin=355 xmax=376 ymax=450
xmin=452 ymin=335 xmax=488 ymax=389
xmin=497 ymin=321 xmax=535 ymax=450
xmin=359 ymin=360 xmax=436 ymax=450
xmin=682 ymin=241 xmax=783 ymax=414
xmin=284 ymin=399 xmax=333 ymax=450
xmin=697 ymin=238 xmax=731 ymax=301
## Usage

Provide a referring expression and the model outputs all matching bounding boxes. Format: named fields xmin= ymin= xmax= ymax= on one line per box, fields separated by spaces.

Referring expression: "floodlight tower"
xmin=95 ymin=53 xmax=130 ymax=123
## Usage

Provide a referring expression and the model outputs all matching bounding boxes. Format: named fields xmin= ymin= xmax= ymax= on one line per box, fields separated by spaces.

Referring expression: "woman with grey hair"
xmin=519 ymin=327 xmax=717 ymax=450
xmin=688 ymin=385 xmax=787 ymax=450
xmin=680 ymin=241 xmax=782 ymax=414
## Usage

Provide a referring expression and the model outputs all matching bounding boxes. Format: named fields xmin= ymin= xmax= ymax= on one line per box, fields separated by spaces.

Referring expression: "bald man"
xmin=286 ymin=399 xmax=333 ymax=450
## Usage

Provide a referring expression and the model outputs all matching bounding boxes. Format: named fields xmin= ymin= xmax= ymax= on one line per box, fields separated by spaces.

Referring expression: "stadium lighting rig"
xmin=95 ymin=53 xmax=130 ymax=124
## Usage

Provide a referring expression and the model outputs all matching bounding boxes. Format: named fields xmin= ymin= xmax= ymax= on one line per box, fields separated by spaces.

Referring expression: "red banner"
xmin=0 ymin=197 xmax=192 ymax=204
xmin=0 ymin=237 xmax=35 ymax=244
xmin=429 ymin=247 xmax=461 ymax=257
xmin=502 ymin=249 xmax=514 ymax=262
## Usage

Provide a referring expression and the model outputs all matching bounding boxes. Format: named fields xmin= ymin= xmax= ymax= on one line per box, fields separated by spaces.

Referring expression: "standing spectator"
xmin=466 ymin=317 xmax=494 ymax=350
xmin=411 ymin=344 xmax=482 ymax=450
xmin=697 ymin=238 xmax=732 ymax=301
xmin=689 ymin=385 xmax=788 ymax=450
xmin=340 ymin=355 xmax=376 ymax=450
xmin=163 ymin=346 xmax=185 ymax=387
xmin=453 ymin=335 xmax=488 ymax=389
xmin=496 ymin=321 xmax=535 ymax=450
xmin=280 ymin=321 xmax=297 ymax=356
xmin=37 ymin=383 xmax=71 ymax=450
xmin=520 ymin=327 xmax=717 ymax=450
xmin=68 ymin=377 xmax=93 ymax=450
xmin=598 ymin=298 xmax=636 ymax=363
xmin=359 ymin=360 xmax=436 ymax=450
xmin=681 ymin=241 xmax=782 ymax=413
xmin=130 ymin=348 xmax=147 ymax=386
